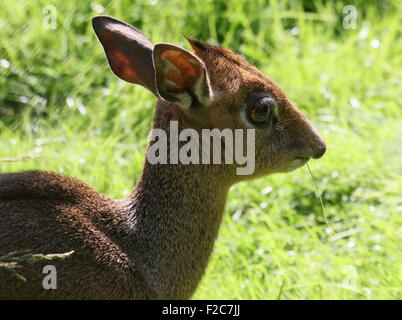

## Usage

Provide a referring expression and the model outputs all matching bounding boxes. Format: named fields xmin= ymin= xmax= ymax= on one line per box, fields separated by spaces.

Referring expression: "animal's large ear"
xmin=153 ymin=43 xmax=213 ymax=109
xmin=92 ymin=16 xmax=157 ymax=95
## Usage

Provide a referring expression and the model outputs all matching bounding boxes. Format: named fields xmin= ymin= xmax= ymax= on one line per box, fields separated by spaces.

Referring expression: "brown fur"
xmin=0 ymin=18 xmax=325 ymax=299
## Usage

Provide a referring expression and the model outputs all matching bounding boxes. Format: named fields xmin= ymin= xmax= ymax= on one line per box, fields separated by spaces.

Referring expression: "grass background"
xmin=0 ymin=0 xmax=401 ymax=299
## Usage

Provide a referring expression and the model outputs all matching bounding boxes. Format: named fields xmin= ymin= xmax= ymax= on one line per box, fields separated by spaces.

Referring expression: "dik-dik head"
xmin=93 ymin=16 xmax=326 ymax=181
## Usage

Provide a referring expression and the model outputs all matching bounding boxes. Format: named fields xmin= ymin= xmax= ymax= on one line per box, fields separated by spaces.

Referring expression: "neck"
xmin=124 ymin=146 xmax=231 ymax=299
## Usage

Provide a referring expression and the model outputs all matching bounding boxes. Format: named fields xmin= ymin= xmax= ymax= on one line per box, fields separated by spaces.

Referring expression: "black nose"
xmin=312 ymin=143 xmax=326 ymax=159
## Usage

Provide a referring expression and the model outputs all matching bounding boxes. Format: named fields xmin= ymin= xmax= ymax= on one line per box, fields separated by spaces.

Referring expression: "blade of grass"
xmin=306 ymin=162 xmax=334 ymax=235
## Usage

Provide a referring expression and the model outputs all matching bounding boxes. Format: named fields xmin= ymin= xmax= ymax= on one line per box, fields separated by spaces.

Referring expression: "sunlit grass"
xmin=0 ymin=0 xmax=401 ymax=299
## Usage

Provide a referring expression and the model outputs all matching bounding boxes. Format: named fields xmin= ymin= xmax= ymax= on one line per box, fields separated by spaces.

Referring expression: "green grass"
xmin=1 ymin=0 xmax=401 ymax=299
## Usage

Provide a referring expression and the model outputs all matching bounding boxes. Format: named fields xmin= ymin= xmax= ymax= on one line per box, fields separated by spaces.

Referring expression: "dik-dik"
xmin=0 ymin=16 xmax=326 ymax=299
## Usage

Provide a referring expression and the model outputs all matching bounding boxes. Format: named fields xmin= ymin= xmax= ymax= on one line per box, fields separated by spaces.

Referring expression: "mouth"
xmin=294 ymin=156 xmax=310 ymax=161
xmin=281 ymin=156 xmax=310 ymax=172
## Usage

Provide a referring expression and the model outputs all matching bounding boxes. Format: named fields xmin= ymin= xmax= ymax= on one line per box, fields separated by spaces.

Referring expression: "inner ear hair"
xmin=152 ymin=42 xmax=213 ymax=109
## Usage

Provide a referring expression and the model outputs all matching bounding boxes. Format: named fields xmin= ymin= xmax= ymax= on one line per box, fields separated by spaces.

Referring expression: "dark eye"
xmin=247 ymin=95 xmax=276 ymax=125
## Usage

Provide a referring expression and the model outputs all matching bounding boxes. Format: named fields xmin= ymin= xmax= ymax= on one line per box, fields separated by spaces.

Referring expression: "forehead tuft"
xmin=186 ymin=37 xmax=277 ymax=96
xmin=187 ymin=37 xmax=253 ymax=70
